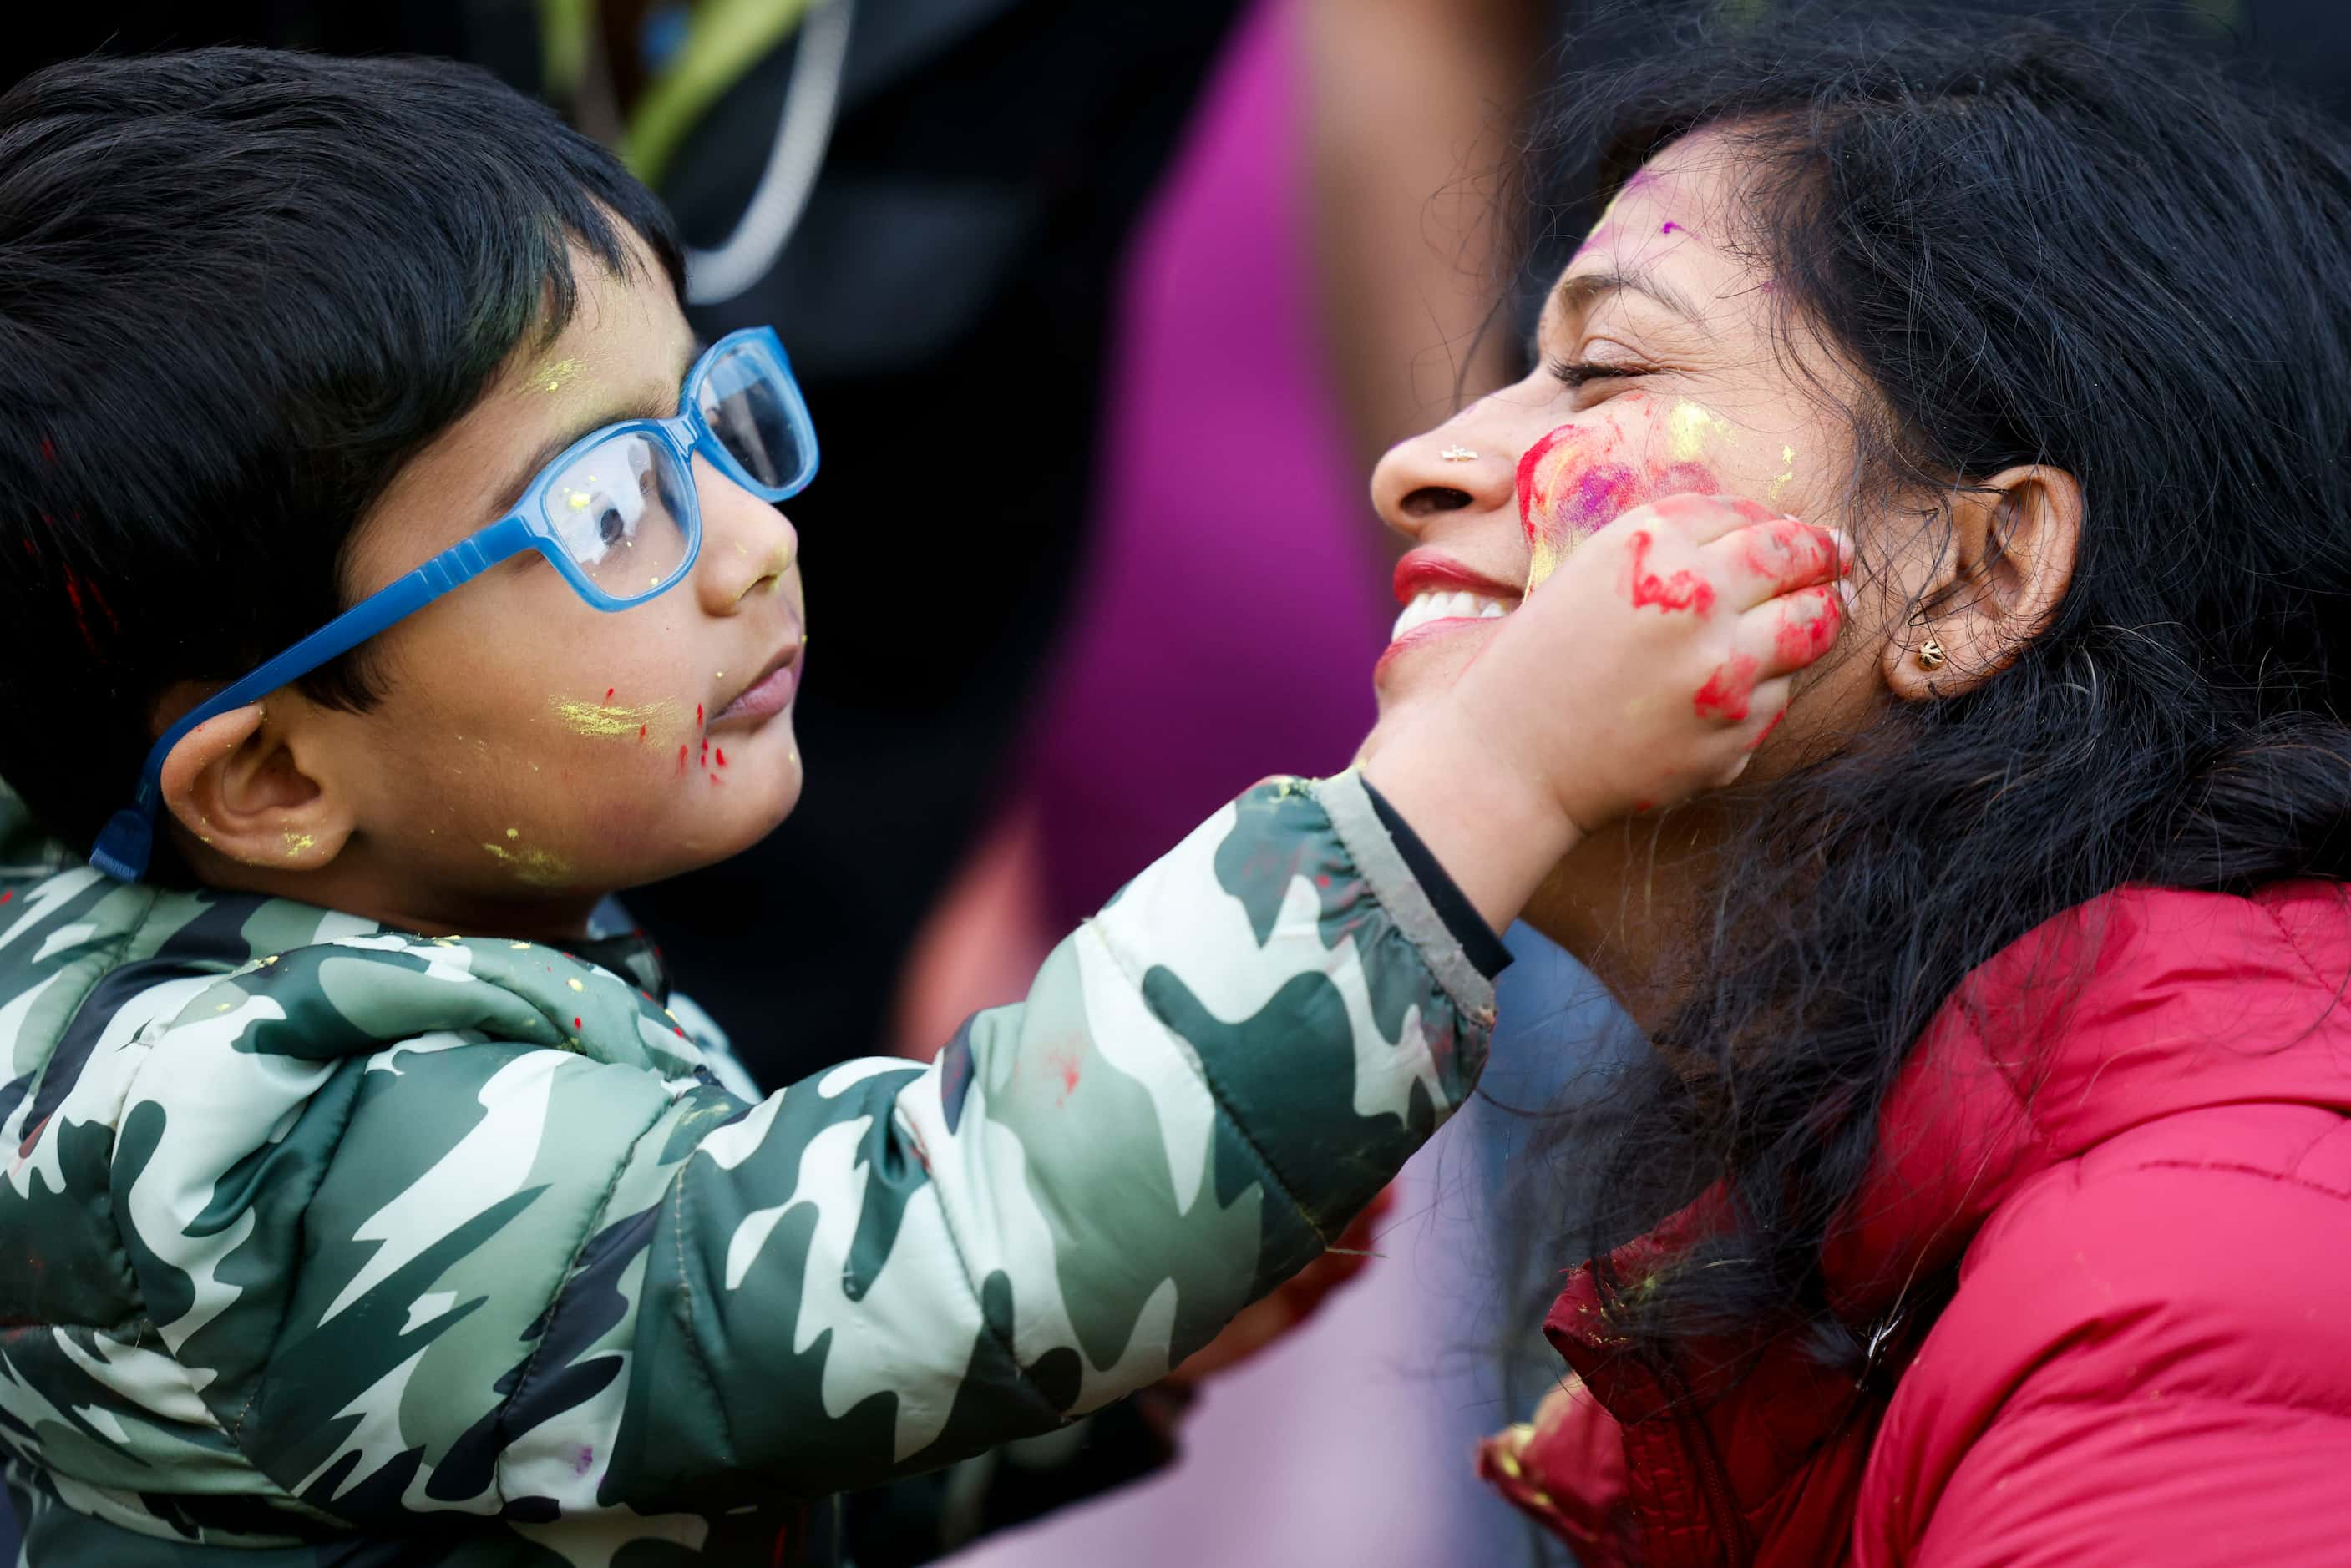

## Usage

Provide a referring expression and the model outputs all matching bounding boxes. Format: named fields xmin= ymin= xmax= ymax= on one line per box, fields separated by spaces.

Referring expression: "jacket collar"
xmin=1821 ymin=879 xmax=2351 ymax=1319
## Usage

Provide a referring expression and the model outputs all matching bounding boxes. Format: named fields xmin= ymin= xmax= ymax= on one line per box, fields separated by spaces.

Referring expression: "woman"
xmin=1368 ymin=15 xmax=2351 ymax=1564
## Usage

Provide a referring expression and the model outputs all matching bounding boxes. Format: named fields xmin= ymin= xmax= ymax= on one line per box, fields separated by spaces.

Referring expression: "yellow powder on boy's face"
xmin=482 ymin=839 xmax=571 ymax=888
xmin=549 ymin=695 xmax=683 ymax=741
xmin=528 ymin=357 xmax=586 ymax=395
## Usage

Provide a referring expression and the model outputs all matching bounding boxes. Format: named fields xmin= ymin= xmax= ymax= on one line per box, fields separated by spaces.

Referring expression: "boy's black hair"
xmin=0 ymin=48 xmax=683 ymax=864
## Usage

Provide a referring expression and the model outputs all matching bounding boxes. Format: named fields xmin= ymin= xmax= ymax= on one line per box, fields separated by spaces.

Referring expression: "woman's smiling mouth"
xmin=1387 ymin=549 xmax=1521 ymax=645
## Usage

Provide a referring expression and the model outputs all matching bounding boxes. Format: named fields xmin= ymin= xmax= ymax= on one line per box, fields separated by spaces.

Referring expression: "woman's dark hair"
xmin=0 ymin=48 xmax=681 ymax=862
xmin=1525 ymin=9 xmax=2351 ymax=1371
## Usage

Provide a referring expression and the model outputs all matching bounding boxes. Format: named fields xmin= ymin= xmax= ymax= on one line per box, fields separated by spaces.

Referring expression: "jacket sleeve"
xmin=143 ymin=773 xmax=1492 ymax=1530
xmin=1859 ymin=1123 xmax=2351 ymax=1567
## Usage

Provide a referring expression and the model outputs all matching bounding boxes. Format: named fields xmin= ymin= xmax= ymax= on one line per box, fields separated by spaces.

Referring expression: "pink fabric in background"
xmin=1016 ymin=0 xmax=1391 ymax=933
xmin=947 ymin=2 xmax=1525 ymax=1563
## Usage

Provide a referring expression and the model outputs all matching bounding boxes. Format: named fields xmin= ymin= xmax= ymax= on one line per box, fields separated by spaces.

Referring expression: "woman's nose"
xmin=1371 ymin=420 xmax=1518 ymax=543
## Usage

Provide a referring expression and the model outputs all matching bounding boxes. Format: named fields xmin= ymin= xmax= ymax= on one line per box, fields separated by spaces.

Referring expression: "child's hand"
xmin=1479 ymin=493 xmax=1846 ymax=828
xmin=1360 ymin=494 xmax=1847 ymax=931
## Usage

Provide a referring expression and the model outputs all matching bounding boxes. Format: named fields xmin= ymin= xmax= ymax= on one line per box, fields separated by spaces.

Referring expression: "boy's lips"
xmin=710 ymin=635 xmax=803 ymax=726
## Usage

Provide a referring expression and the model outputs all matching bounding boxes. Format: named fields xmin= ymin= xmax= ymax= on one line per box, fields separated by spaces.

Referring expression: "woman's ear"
xmin=1884 ymin=465 xmax=2081 ymax=701
xmin=155 ymin=690 xmax=355 ymax=872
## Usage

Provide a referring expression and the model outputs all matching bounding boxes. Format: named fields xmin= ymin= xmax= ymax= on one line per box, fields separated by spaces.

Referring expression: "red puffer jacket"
xmin=1481 ymin=882 xmax=2351 ymax=1565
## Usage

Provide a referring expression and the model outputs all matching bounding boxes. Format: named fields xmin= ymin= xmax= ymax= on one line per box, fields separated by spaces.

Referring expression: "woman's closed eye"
xmin=1547 ymin=355 xmax=1658 ymax=390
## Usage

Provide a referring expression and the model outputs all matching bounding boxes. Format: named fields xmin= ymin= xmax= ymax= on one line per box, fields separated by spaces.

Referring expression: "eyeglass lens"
xmin=540 ymin=432 xmax=696 ymax=597
xmin=696 ymin=341 xmax=807 ymax=491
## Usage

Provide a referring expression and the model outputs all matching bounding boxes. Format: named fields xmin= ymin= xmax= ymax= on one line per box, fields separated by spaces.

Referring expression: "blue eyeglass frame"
xmin=89 ymin=325 xmax=818 ymax=883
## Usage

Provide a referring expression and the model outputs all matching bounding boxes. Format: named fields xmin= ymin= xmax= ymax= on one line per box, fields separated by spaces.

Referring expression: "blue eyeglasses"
xmin=89 ymin=325 xmax=818 ymax=883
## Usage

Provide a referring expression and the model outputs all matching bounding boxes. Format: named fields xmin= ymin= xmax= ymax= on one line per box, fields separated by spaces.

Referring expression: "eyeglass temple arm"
xmin=89 ymin=518 xmax=540 ymax=882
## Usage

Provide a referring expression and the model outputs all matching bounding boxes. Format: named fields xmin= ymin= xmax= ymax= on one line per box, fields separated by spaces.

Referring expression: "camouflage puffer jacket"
xmin=0 ymin=773 xmax=1493 ymax=1565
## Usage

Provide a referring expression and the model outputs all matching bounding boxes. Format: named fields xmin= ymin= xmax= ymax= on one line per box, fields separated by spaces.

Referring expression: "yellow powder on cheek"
xmin=549 ymin=695 xmax=684 ymax=741
xmin=1664 ymin=399 xmax=1733 ymax=463
xmin=482 ymin=839 xmax=573 ymax=888
xmin=529 ymin=357 xmax=586 ymax=395
xmin=1769 ymin=444 xmax=1797 ymax=503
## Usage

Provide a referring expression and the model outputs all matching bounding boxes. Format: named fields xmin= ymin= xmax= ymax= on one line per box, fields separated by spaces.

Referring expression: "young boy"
xmin=0 ymin=48 xmax=1841 ymax=1567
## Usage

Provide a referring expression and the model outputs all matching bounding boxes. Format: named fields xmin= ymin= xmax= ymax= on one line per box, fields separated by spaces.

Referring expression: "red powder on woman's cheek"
xmin=1693 ymin=653 xmax=1761 ymax=721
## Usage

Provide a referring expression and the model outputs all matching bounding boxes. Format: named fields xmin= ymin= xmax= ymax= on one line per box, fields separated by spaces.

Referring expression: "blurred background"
xmin=8 ymin=1 xmax=2350 ymax=1562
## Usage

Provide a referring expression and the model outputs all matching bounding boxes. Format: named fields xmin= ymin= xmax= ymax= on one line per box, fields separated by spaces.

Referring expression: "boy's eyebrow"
xmin=489 ymin=338 xmax=704 ymax=515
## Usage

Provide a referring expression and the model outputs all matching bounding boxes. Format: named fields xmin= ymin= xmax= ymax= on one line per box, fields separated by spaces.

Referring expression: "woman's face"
xmin=1374 ymin=132 xmax=1873 ymax=716
xmin=1369 ymin=132 xmax=1895 ymax=964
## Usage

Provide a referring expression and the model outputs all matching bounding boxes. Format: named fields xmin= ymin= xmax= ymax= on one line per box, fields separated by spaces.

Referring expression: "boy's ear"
xmin=155 ymin=690 xmax=355 ymax=872
xmin=1883 ymin=464 xmax=2081 ymax=701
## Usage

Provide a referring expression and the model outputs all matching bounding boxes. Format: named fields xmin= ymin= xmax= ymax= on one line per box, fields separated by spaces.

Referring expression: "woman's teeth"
xmin=1391 ymin=589 xmax=1511 ymax=642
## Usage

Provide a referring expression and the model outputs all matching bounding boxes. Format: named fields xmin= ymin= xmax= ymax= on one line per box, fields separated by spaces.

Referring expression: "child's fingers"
xmin=1690 ymin=589 xmax=1841 ymax=732
xmin=1643 ymin=492 xmax=1781 ymax=544
xmin=1723 ymin=675 xmax=1796 ymax=771
xmin=1708 ymin=516 xmax=1847 ymax=609
xmin=1749 ymin=584 xmax=1845 ymax=676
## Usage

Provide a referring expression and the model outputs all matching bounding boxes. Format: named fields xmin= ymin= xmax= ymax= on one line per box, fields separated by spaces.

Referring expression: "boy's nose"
xmin=695 ymin=458 xmax=799 ymax=610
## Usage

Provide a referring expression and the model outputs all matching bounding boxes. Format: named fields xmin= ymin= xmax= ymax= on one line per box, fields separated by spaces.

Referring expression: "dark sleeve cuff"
xmin=1360 ymin=780 xmax=1514 ymax=979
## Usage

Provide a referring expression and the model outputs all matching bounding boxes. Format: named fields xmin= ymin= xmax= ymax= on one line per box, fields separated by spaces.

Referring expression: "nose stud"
xmin=1441 ymin=446 xmax=1479 ymax=463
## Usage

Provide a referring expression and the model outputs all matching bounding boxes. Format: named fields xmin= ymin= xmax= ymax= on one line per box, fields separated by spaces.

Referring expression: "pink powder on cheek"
xmin=1519 ymin=417 xmax=1725 ymax=592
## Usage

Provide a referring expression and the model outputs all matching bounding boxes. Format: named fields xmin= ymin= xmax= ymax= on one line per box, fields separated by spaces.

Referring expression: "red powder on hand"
xmin=1623 ymin=531 xmax=1716 ymax=615
xmin=1694 ymin=653 xmax=1761 ymax=721
xmin=1775 ymin=595 xmax=1842 ymax=664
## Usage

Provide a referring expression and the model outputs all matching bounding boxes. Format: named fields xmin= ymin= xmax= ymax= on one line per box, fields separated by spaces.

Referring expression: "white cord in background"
xmin=685 ymin=0 xmax=857 ymax=306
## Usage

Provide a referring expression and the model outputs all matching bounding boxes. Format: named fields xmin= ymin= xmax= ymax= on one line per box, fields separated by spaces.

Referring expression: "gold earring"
xmin=1915 ymin=636 xmax=1947 ymax=671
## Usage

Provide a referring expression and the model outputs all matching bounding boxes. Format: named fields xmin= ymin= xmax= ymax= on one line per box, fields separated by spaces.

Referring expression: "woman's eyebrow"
xmin=1553 ymin=266 xmax=1711 ymax=331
